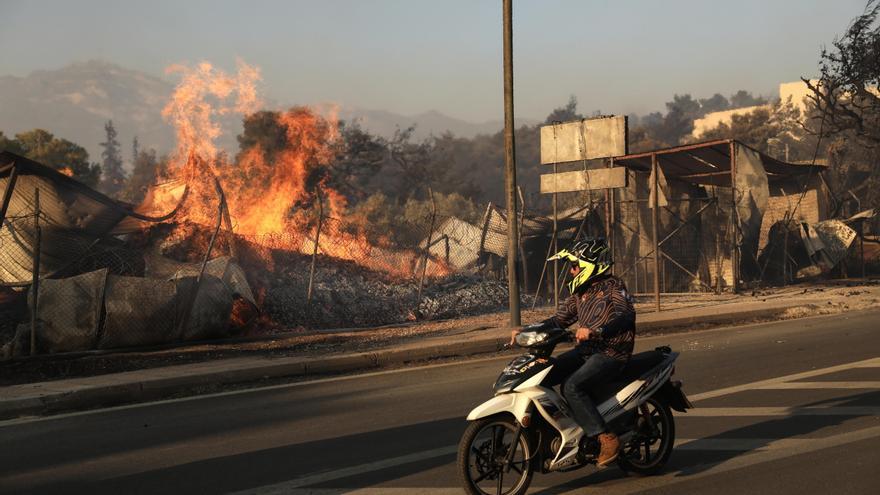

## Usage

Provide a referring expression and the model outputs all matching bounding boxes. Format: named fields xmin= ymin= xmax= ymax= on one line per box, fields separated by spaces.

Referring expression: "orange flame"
xmin=158 ymin=60 xmax=450 ymax=279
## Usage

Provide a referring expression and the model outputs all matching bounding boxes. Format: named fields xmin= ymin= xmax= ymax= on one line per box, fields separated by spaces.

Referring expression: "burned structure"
xmin=536 ymin=132 xmax=848 ymax=307
xmin=607 ymin=139 xmax=829 ymax=295
xmin=0 ymin=152 xmax=256 ymax=357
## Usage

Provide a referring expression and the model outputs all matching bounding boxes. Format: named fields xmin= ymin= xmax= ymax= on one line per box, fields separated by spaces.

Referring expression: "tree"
xmin=0 ymin=131 xmax=24 ymax=155
xmin=805 ymin=0 xmax=880 ymax=145
xmin=805 ymin=0 xmax=880 ymax=211
xmin=729 ymin=90 xmax=767 ymax=109
xmin=544 ymin=95 xmax=584 ymax=124
xmin=11 ymin=129 xmax=101 ymax=187
xmin=236 ymin=110 xmax=289 ymax=163
xmin=654 ymin=94 xmax=701 ymax=144
xmin=328 ymin=121 xmax=387 ymax=202
xmin=131 ymin=136 xmax=140 ymax=166
xmin=384 ymin=126 xmax=442 ymax=201
xmin=99 ymin=120 xmax=126 ymax=196
xmin=699 ymin=93 xmax=730 ymax=114
xmin=121 ymin=148 xmax=165 ymax=203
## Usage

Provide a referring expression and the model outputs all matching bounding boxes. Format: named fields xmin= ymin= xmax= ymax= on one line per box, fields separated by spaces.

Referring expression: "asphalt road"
xmin=2 ymin=309 xmax=879 ymax=495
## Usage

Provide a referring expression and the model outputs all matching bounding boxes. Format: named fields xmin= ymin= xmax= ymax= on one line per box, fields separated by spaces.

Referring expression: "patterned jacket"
xmin=543 ymin=275 xmax=636 ymax=363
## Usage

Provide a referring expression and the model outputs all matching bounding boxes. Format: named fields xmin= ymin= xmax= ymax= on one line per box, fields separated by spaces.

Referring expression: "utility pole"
xmin=503 ymin=0 xmax=521 ymax=326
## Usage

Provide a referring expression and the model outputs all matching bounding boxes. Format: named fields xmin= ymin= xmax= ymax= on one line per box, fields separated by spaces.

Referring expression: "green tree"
xmin=99 ymin=120 xmax=125 ymax=196
xmin=0 ymin=131 xmax=24 ymax=155
xmin=699 ymin=93 xmax=730 ymax=114
xmin=329 ymin=121 xmax=387 ymax=201
xmin=729 ymin=90 xmax=767 ymax=109
xmin=12 ymin=129 xmax=101 ymax=187
xmin=805 ymin=0 xmax=880 ymax=211
xmin=806 ymin=0 xmax=880 ymax=145
xmin=131 ymin=136 xmax=140 ymax=165
xmin=544 ymin=95 xmax=584 ymax=124
xmin=121 ymin=148 xmax=165 ymax=203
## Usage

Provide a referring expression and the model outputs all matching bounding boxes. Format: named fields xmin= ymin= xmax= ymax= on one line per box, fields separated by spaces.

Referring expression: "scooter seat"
xmin=567 ymin=350 xmax=667 ymax=403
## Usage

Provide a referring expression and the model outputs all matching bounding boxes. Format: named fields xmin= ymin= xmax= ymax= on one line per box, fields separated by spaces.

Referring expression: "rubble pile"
xmin=145 ymin=222 xmax=523 ymax=331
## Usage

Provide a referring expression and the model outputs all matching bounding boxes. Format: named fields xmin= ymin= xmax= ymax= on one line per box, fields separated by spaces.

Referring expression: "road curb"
xmin=0 ymin=303 xmax=805 ymax=419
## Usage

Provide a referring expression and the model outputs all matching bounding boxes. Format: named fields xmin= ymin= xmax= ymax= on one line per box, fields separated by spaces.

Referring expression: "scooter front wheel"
xmin=457 ymin=415 xmax=534 ymax=495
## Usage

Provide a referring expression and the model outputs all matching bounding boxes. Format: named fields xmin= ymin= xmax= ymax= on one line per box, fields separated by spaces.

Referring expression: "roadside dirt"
xmin=1 ymin=279 xmax=877 ymax=386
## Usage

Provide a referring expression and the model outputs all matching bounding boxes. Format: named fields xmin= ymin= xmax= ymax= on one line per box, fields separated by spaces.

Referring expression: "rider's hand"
xmin=509 ymin=329 xmax=520 ymax=346
xmin=575 ymin=327 xmax=592 ymax=342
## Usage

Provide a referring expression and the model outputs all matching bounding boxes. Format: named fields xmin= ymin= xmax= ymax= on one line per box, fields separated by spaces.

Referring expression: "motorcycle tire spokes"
xmin=618 ymin=397 xmax=675 ymax=474
xmin=463 ymin=419 xmax=531 ymax=495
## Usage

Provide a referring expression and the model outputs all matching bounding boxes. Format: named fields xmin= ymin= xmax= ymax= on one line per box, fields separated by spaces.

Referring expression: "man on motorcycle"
xmin=512 ymin=237 xmax=636 ymax=466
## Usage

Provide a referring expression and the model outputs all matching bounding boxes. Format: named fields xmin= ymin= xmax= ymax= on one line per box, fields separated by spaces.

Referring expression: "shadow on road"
xmin=533 ymin=390 xmax=880 ymax=493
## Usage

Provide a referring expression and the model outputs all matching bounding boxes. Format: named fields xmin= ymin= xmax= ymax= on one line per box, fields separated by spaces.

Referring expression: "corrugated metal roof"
xmin=612 ymin=139 xmax=825 ymax=186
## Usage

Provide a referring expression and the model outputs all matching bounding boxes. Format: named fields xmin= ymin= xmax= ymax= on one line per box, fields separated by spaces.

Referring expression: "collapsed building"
xmin=0 ymin=152 xmax=257 ymax=357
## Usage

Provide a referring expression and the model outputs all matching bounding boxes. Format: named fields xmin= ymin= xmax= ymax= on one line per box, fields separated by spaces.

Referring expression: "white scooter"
xmin=457 ymin=327 xmax=692 ymax=495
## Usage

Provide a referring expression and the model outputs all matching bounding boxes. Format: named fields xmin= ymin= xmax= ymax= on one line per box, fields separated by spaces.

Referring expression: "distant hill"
xmin=0 ymin=60 xmax=176 ymax=165
xmin=0 ymin=61 xmax=537 ymax=166
xmin=337 ymin=107 xmax=538 ymax=141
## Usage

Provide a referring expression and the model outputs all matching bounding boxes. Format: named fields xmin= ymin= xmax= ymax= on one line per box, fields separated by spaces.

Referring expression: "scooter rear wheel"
xmin=457 ymin=415 xmax=533 ymax=495
xmin=617 ymin=396 xmax=675 ymax=475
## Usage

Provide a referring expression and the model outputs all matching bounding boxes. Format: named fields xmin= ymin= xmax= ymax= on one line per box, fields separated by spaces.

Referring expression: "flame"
xmin=157 ymin=60 xmax=450 ymax=279
xmin=58 ymin=167 xmax=74 ymax=177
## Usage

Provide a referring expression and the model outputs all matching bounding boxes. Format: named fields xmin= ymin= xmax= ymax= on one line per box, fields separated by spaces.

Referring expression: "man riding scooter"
xmin=511 ymin=237 xmax=636 ymax=466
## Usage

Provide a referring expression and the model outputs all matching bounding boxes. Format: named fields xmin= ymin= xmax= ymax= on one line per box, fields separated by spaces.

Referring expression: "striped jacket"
xmin=543 ymin=275 xmax=636 ymax=363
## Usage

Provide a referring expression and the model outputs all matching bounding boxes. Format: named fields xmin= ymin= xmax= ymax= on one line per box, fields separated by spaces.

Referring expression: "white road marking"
xmin=674 ymin=434 xmax=875 ymax=451
xmin=682 ymin=406 xmax=880 ymax=416
xmin=0 ymin=355 xmax=512 ymax=427
xmin=228 ymin=445 xmax=458 ymax=494
xmin=756 ymin=381 xmax=880 ymax=390
xmin=688 ymin=357 xmax=880 ymax=402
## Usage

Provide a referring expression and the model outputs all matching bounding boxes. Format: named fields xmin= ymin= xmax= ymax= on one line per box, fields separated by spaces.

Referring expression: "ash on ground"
xmin=146 ymin=223 xmax=529 ymax=332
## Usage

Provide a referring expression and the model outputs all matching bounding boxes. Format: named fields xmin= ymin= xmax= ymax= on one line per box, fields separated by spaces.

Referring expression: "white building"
xmin=692 ymin=81 xmax=816 ymax=138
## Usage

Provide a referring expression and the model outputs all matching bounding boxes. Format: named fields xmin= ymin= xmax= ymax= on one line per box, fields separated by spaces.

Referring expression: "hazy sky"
xmin=0 ymin=0 xmax=869 ymax=122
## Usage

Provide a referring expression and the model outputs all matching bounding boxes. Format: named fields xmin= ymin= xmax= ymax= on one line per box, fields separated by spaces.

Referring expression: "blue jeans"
xmin=548 ymin=348 xmax=624 ymax=437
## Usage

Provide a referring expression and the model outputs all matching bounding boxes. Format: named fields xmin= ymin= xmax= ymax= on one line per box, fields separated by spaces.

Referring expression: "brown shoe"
xmin=597 ymin=432 xmax=620 ymax=467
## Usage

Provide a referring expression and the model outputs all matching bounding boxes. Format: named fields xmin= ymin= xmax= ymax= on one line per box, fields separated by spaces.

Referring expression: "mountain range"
xmin=0 ymin=60 xmax=537 ymax=165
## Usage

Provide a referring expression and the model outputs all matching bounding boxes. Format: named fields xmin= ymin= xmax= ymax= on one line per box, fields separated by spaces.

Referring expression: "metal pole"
xmin=211 ymin=177 xmax=237 ymax=261
xmin=729 ymin=141 xmax=739 ymax=293
xmin=517 ymin=186 xmax=529 ymax=292
xmin=552 ymin=162 xmax=558 ymax=308
xmin=860 ymin=221 xmax=866 ymax=278
xmin=502 ymin=0 xmax=521 ymax=326
xmin=607 ymin=157 xmax=615 ymax=273
xmin=0 ymin=163 xmax=19 ymax=227
xmin=30 ymin=187 xmax=40 ymax=356
xmin=221 ymin=196 xmax=237 ymax=261
xmin=417 ymin=187 xmax=437 ymax=302
xmin=307 ymin=189 xmax=324 ymax=304
xmin=176 ymin=194 xmax=223 ymax=341
xmin=651 ymin=153 xmax=661 ymax=312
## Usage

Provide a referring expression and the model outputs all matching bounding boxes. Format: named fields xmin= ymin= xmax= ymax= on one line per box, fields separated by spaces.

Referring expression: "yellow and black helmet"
xmin=548 ymin=237 xmax=612 ymax=293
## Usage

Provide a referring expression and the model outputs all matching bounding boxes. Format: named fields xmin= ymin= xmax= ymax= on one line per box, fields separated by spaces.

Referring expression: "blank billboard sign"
xmin=540 ymin=116 xmax=628 ymax=164
xmin=540 ymin=168 xmax=628 ymax=194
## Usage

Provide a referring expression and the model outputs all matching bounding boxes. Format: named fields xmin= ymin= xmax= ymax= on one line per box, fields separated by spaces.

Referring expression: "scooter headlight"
xmin=515 ymin=331 xmax=547 ymax=347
